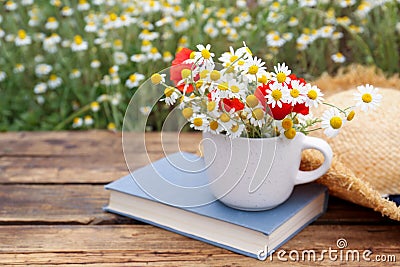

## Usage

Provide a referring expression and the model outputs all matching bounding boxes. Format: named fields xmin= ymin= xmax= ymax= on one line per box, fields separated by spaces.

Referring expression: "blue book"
xmin=104 ymin=152 xmax=328 ymax=260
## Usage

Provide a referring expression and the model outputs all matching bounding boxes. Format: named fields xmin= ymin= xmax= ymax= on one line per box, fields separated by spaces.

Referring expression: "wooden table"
xmin=1 ymin=131 xmax=399 ymax=266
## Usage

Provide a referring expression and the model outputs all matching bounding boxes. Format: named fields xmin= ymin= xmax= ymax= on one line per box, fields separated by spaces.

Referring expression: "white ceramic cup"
xmin=202 ymin=132 xmax=333 ymax=211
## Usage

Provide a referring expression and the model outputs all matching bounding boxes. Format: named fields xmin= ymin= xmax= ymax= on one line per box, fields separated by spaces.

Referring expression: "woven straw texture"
xmin=300 ymin=88 xmax=400 ymax=221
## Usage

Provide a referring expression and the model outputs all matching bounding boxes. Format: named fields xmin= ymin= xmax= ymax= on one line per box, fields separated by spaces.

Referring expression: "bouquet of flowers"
xmin=151 ymin=43 xmax=381 ymax=139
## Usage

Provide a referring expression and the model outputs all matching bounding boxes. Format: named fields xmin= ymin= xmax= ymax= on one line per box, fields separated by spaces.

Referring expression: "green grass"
xmin=0 ymin=0 xmax=398 ymax=131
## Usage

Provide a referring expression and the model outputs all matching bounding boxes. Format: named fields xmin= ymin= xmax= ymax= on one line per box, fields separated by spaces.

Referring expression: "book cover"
xmin=104 ymin=152 xmax=328 ymax=259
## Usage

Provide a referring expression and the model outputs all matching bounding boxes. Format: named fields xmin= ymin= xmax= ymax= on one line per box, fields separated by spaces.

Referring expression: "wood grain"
xmin=0 ymin=225 xmax=399 ymax=266
xmin=0 ymin=184 xmax=396 ymax=225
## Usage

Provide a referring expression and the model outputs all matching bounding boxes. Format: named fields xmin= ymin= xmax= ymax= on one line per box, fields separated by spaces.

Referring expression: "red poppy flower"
xmin=221 ymin=98 xmax=245 ymax=112
xmin=170 ymin=48 xmax=195 ymax=93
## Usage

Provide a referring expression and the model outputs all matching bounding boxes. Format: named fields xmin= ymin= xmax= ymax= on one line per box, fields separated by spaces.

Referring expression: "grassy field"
xmin=0 ymin=0 xmax=399 ymax=131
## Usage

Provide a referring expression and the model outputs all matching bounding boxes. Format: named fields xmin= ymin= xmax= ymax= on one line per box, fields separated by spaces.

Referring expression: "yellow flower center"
xmin=281 ymin=118 xmax=293 ymax=130
xmin=231 ymin=85 xmax=240 ymax=93
xmin=284 ymin=128 xmax=296 ymax=139
xmin=361 ymin=93 xmax=372 ymax=103
xmin=114 ymin=39 xmax=122 ymax=47
xmin=189 ymin=51 xmax=196 ymax=59
xmin=329 ymin=116 xmax=342 ymax=129
xmin=129 ymin=74 xmax=137 ymax=82
xmin=238 ymin=60 xmax=244 ymax=66
xmin=218 ymin=82 xmax=228 ymax=91
xmin=109 ymin=13 xmax=118 ymax=21
xmin=164 ymin=87 xmax=175 ymax=97
xmin=210 ymin=70 xmax=220 ymax=81
xmin=276 ymin=72 xmax=286 ymax=83
xmin=307 ymin=90 xmax=317 ymax=100
xmin=91 ymin=102 xmax=99 ymax=109
xmin=201 ymin=49 xmax=211 ymax=59
xmin=151 ymin=73 xmax=162 ymax=84
xmin=193 ymin=118 xmax=203 ymax=127
xmin=246 ymin=95 xmax=258 ymax=108
xmin=258 ymin=75 xmax=268 ymax=84
xmin=290 ymin=89 xmax=300 ymax=98
xmin=48 ymin=17 xmax=57 ymax=23
xmin=248 ymin=65 xmax=259 ymax=75
xmin=220 ymin=113 xmax=230 ymax=123
xmin=209 ymin=120 xmax=219 ymax=131
xmin=252 ymin=108 xmax=264 ymax=120
xmin=200 ymin=70 xmax=209 ymax=79
xmin=182 ymin=107 xmax=193 ymax=119
xmin=196 ymin=80 xmax=203 ymax=88
xmin=150 ymin=47 xmax=158 ymax=54
xmin=181 ymin=69 xmax=191 ymax=79
xmin=231 ymin=124 xmax=239 ymax=133
xmin=207 ymin=101 xmax=216 ymax=112
xmin=271 ymin=89 xmax=282 ymax=101
xmin=230 ymin=55 xmax=238 ymax=62
xmin=18 ymin=30 xmax=26 ymax=39
xmin=74 ymin=35 xmax=83 ymax=45
xmin=347 ymin=110 xmax=355 ymax=121
xmin=50 ymin=74 xmax=57 ymax=81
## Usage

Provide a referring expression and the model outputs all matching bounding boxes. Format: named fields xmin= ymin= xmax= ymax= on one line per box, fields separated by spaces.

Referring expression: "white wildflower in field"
xmin=0 ymin=71 xmax=7 ymax=82
xmin=331 ymin=52 xmax=346 ymax=63
xmin=48 ymin=74 xmax=62 ymax=89
xmin=90 ymin=60 xmax=101 ymax=69
xmin=33 ymin=82 xmax=48 ymax=94
xmin=45 ymin=17 xmax=59 ymax=30
xmin=15 ymin=30 xmax=31 ymax=46
xmin=113 ymin=52 xmax=128 ymax=65
xmin=35 ymin=64 xmax=53 ymax=77
xmin=61 ymin=6 xmax=74 ymax=17
xmin=71 ymin=35 xmax=88 ymax=51
xmin=13 ymin=64 xmax=25 ymax=73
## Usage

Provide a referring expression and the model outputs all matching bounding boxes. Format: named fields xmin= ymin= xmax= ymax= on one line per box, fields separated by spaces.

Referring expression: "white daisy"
xmin=84 ymin=115 xmax=94 ymax=126
xmin=0 ymin=71 xmax=6 ymax=82
xmin=15 ymin=30 xmax=31 ymax=46
xmin=61 ymin=6 xmax=74 ymax=16
xmin=353 ymin=84 xmax=382 ymax=112
xmin=321 ymin=108 xmax=346 ymax=138
xmin=331 ymin=52 xmax=346 ymax=63
xmin=304 ymin=84 xmax=324 ymax=108
xmin=190 ymin=114 xmax=209 ymax=131
xmin=235 ymin=42 xmax=253 ymax=60
xmin=194 ymin=44 xmax=215 ymax=69
xmin=162 ymin=87 xmax=180 ymax=105
xmin=35 ymin=64 xmax=53 ymax=77
xmin=47 ymin=74 xmax=62 ymax=89
xmin=139 ymin=106 xmax=152 ymax=116
xmin=219 ymin=46 xmax=245 ymax=70
xmin=125 ymin=73 xmax=145 ymax=88
xmin=249 ymin=107 xmax=265 ymax=127
xmin=227 ymin=123 xmax=245 ymax=138
xmin=71 ymin=35 xmax=88 ymax=52
xmin=287 ymin=79 xmax=306 ymax=106
xmin=242 ymin=56 xmax=267 ymax=82
xmin=113 ymin=51 xmax=128 ymax=65
xmin=270 ymin=62 xmax=291 ymax=84
xmin=72 ymin=117 xmax=83 ymax=128
xmin=207 ymin=119 xmax=225 ymax=134
xmin=206 ymin=100 xmax=221 ymax=118
xmin=33 ymin=82 xmax=48 ymax=94
xmin=45 ymin=17 xmax=59 ymax=30
xmin=90 ymin=60 xmax=101 ymax=69
xmin=265 ymin=82 xmax=289 ymax=108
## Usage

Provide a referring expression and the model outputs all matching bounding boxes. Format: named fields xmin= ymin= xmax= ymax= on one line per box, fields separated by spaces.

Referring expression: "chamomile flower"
xmin=33 ymin=82 xmax=48 ymax=94
xmin=90 ymin=101 xmax=100 ymax=112
xmin=21 ymin=0 xmax=34 ymax=6
xmin=15 ymin=30 xmax=31 ymax=46
xmin=242 ymin=56 xmax=267 ymax=82
xmin=162 ymin=87 xmax=179 ymax=105
xmin=13 ymin=63 xmax=25 ymax=73
xmin=321 ymin=108 xmax=345 ymax=138
xmin=5 ymin=1 xmax=18 ymax=11
xmin=271 ymin=63 xmax=291 ymax=84
xmin=47 ymin=74 xmax=62 ymax=89
xmin=207 ymin=120 xmax=225 ymax=134
xmin=265 ymin=82 xmax=289 ymax=108
xmin=331 ymin=52 xmax=346 ymax=63
xmin=139 ymin=106 xmax=152 ymax=116
xmin=35 ymin=64 xmax=52 ymax=77
xmin=130 ymin=54 xmax=147 ymax=63
xmin=206 ymin=100 xmax=221 ymax=118
xmin=125 ymin=73 xmax=145 ymax=88
xmin=304 ymin=85 xmax=324 ymax=108
xmin=204 ymin=23 xmax=219 ymax=38
xmin=353 ymin=84 xmax=382 ymax=112
xmin=84 ymin=21 xmax=97 ymax=32
xmin=61 ymin=6 xmax=74 ymax=17
xmin=266 ymin=31 xmax=286 ymax=48
xmin=250 ymin=107 xmax=265 ymax=127
xmin=162 ymin=51 xmax=173 ymax=62
xmin=190 ymin=114 xmax=209 ymax=131
xmin=71 ymin=35 xmax=88 ymax=51
xmin=69 ymin=69 xmax=81 ymax=79
xmin=45 ymin=17 xmax=59 ymax=30
xmin=227 ymin=123 xmax=245 ymax=138
xmin=287 ymin=79 xmax=306 ymax=106
xmin=147 ymin=47 xmax=162 ymax=61
xmin=218 ymin=112 xmax=234 ymax=129
xmin=288 ymin=17 xmax=299 ymax=27
xmin=84 ymin=115 xmax=94 ymax=126
xmin=90 ymin=60 xmax=101 ymax=69
xmin=77 ymin=0 xmax=90 ymax=11
xmin=72 ymin=117 xmax=83 ymax=128
xmin=194 ymin=44 xmax=215 ymax=69
xmin=113 ymin=51 xmax=128 ymax=65
xmin=219 ymin=46 xmax=245 ymax=70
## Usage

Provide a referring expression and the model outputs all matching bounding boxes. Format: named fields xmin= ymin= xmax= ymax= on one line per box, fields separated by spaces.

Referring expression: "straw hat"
xmin=300 ymin=88 xmax=400 ymax=221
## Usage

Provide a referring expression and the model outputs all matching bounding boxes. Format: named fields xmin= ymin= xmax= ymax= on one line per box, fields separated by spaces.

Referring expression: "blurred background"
xmin=0 ymin=0 xmax=399 ymax=131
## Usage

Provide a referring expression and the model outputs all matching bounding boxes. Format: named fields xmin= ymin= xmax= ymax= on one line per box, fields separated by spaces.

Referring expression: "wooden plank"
xmin=0 ymin=185 xmax=397 ymax=225
xmin=0 ymin=131 xmax=202 ymax=157
xmin=0 ymin=225 xmax=399 ymax=266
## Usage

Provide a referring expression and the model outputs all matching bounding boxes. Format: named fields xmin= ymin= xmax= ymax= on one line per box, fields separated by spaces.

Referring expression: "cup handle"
xmin=294 ymin=136 xmax=333 ymax=185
